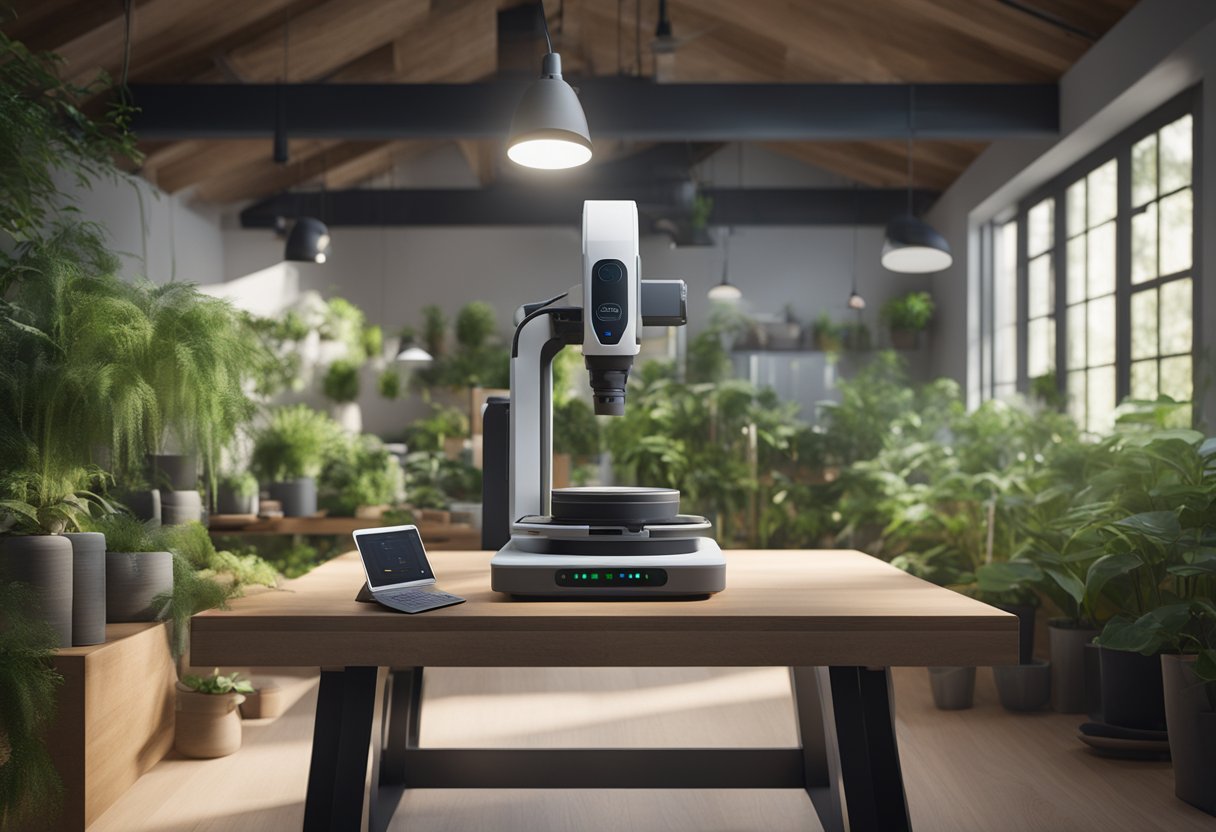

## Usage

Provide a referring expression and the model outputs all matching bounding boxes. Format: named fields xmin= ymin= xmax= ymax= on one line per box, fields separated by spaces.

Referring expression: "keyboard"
xmin=376 ymin=586 xmax=466 ymax=614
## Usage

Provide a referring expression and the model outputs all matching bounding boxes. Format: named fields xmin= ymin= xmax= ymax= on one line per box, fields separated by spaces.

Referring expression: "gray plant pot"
xmin=1161 ymin=654 xmax=1216 ymax=816
xmin=1084 ymin=642 xmax=1103 ymax=721
xmin=1049 ymin=622 xmax=1098 ymax=714
xmin=0 ymin=535 xmax=74 ymax=648
xmin=161 ymin=489 xmax=203 ymax=526
xmin=124 ymin=488 xmax=162 ymax=524
xmin=928 ymin=666 xmax=975 ymax=710
xmin=64 ymin=532 xmax=106 ymax=646
xmin=216 ymin=485 xmax=258 ymax=516
xmin=1100 ymin=645 xmax=1167 ymax=731
xmin=106 ymin=551 xmax=173 ymax=622
xmin=993 ymin=659 xmax=1052 ymax=712
xmin=270 ymin=478 xmax=317 ymax=518
xmin=146 ymin=453 xmax=198 ymax=492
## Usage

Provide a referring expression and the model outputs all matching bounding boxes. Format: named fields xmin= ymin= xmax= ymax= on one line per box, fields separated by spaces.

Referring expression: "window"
xmin=979 ymin=94 xmax=1197 ymax=431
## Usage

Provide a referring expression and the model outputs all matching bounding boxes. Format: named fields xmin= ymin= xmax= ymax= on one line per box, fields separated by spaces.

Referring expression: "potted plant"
xmin=215 ymin=471 xmax=259 ymax=516
xmin=880 ymin=291 xmax=934 ymax=349
xmin=0 ymin=581 xmax=65 ymax=828
xmin=810 ymin=313 xmax=843 ymax=353
xmin=92 ymin=513 xmax=174 ymax=623
xmin=318 ymin=435 xmax=405 ymax=518
xmin=251 ymin=405 xmax=343 ymax=517
xmin=175 ymin=669 xmax=253 ymax=758
xmin=378 ymin=367 xmax=402 ymax=400
xmin=322 ymin=358 xmax=363 ymax=434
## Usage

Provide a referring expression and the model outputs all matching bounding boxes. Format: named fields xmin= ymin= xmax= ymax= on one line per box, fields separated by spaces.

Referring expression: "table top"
xmin=191 ymin=550 xmax=1018 ymax=668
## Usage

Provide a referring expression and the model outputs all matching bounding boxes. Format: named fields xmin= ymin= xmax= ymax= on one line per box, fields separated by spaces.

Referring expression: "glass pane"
xmin=1131 ymin=203 xmax=1158 ymax=284
xmin=1028 ymin=198 xmax=1054 ymax=257
xmin=1131 ymin=133 xmax=1158 ymax=206
xmin=1159 ymin=114 xmax=1192 ymax=193
xmin=1087 ymin=221 xmax=1115 ymax=298
xmin=1067 ymin=180 xmax=1086 ymax=237
xmin=1130 ymin=288 xmax=1158 ymax=361
xmin=1028 ymin=255 xmax=1053 ymax=319
xmin=1087 ymin=295 xmax=1115 ymax=367
xmin=995 ymin=222 xmax=1018 ymax=330
xmin=1131 ymin=360 xmax=1158 ymax=401
xmin=996 ymin=325 xmax=1017 ymax=385
xmin=1159 ymin=188 xmax=1193 ymax=276
xmin=1066 ymin=236 xmax=1086 ymax=305
xmin=1160 ymin=278 xmax=1193 ymax=356
xmin=1087 ymin=159 xmax=1117 ymax=227
xmin=1067 ymin=370 xmax=1086 ymax=428
xmin=1067 ymin=303 xmax=1086 ymax=369
xmin=1028 ymin=316 xmax=1055 ymax=378
xmin=1087 ymin=365 xmax=1116 ymax=434
xmin=1160 ymin=355 xmax=1193 ymax=401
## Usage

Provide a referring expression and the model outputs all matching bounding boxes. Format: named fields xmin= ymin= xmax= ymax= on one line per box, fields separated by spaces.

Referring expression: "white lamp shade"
xmin=396 ymin=345 xmax=434 ymax=363
xmin=708 ymin=281 xmax=742 ymax=302
xmin=881 ymin=215 xmax=953 ymax=274
xmin=507 ymin=53 xmax=593 ymax=170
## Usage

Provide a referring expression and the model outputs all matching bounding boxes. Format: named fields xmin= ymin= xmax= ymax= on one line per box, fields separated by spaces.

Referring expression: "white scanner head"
xmin=581 ymin=200 xmax=640 ymax=415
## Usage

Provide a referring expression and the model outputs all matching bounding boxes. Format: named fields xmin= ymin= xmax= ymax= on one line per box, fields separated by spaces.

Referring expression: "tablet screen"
xmin=357 ymin=528 xmax=433 ymax=588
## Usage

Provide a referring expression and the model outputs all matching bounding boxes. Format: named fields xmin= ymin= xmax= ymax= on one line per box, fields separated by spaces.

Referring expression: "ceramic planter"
xmin=1161 ymin=654 xmax=1216 ymax=816
xmin=64 ymin=532 xmax=106 ymax=646
xmin=175 ymin=684 xmax=246 ymax=758
xmin=1084 ymin=642 xmax=1103 ymax=721
xmin=239 ymin=683 xmax=285 ymax=720
xmin=332 ymin=402 xmax=363 ymax=434
xmin=0 ymin=535 xmax=73 ymax=647
xmin=993 ymin=660 xmax=1052 ymax=712
xmin=105 ymin=550 xmax=173 ymax=622
xmin=1049 ymin=621 xmax=1098 ymax=714
xmin=160 ymin=489 xmax=203 ymax=525
xmin=146 ymin=453 xmax=198 ymax=492
xmin=216 ymin=484 xmax=258 ymax=516
xmin=269 ymin=478 xmax=317 ymax=517
xmin=1099 ymin=646 xmax=1167 ymax=731
xmin=928 ymin=666 xmax=975 ymax=710
xmin=124 ymin=488 xmax=162 ymax=524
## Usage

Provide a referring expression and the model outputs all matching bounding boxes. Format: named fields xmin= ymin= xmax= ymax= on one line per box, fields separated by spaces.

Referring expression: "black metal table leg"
xmin=381 ymin=668 xmax=424 ymax=786
xmin=303 ymin=666 xmax=381 ymax=832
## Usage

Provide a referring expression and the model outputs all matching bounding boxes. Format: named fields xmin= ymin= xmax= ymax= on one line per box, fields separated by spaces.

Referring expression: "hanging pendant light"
xmin=708 ymin=227 xmax=742 ymax=302
xmin=285 ymin=217 xmax=330 ymax=263
xmin=506 ymin=2 xmax=592 ymax=170
xmin=882 ymin=89 xmax=952 ymax=274
xmin=847 ymin=188 xmax=866 ymax=308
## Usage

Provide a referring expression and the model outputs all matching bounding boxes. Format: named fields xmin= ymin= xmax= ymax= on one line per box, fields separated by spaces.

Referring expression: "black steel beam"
xmin=239 ymin=186 xmax=938 ymax=229
xmin=129 ymin=81 xmax=1057 ymax=141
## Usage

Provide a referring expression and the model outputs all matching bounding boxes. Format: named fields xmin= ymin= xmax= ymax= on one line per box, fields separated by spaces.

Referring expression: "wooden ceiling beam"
xmin=391 ymin=0 xmax=498 ymax=83
xmin=217 ymin=0 xmax=428 ymax=82
xmin=322 ymin=141 xmax=440 ymax=190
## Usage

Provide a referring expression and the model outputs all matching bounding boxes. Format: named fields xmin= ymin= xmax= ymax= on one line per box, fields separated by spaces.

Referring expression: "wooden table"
xmin=192 ymin=550 xmax=1017 ymax=832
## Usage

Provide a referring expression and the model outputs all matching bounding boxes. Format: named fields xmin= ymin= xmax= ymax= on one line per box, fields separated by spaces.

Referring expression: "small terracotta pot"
xmin=175 ymin=683 xmax=245 ymax=758
xmin=240 ymin=683 xmax=285 ymax=720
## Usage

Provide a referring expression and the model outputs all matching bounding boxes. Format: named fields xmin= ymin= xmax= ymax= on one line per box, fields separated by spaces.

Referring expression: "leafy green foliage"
xmin=412 ymin=302 xmax=509 ymax=391
xmin=812 ymin=313 xmax=843 ymax=352
xmin=219 ymin=471 xmax=258 ymax=499
xmin=319 ymin=435 xmax=405 ymax=516
xmin=880 ymin=291 xmax=935 ymax=332
xmin=0 ymin=582 xmax=64 ymax=829
xmin=251 ymin=405 xmax=344 ymax=482
xmin=88 ymin=512 xmax=165 ymax=553
xmin=321 ymin=359 xmax=361 ymax=404
xmin=361 ymin=325 xmax=383 ymax=361
xmin=421 ymin=305 xmax=446 ymax=358
xmin=403 ymin=452 xmax=482 ymax=509
xmin=319 ymin=297 xmax=367 ymax=358
xmin=180 ymin=669 xmax=254 ymax=696
xmin=455 ymin=302 xmax=497 ymax=350
xmin=403 ymin=404 xmax=468 ymax=452
xmin=554 ymin=398 xmax=601 ymax=459
xmin=377 ymin=368 xmax=402 ymax=400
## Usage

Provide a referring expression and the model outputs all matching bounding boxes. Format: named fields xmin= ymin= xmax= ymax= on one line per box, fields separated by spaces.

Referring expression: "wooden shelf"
xmin=208 ymin=517 xmax=482 ymax=550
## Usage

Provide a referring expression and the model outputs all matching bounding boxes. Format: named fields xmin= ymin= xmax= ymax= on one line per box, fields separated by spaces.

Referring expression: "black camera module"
xmin=595 ymin=260 xmax=624 ymax=283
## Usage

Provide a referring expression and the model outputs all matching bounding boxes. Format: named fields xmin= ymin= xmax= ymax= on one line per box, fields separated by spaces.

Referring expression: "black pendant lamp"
xmin=506 ymin=1 xmax=593 ymax=169
xmin=882 ymin=90 xmax=952 ymax=274
xmin=285 ymin=217 xmax=330 ymax=264
xmin=708 ymin=227 xmax=742 ymax=302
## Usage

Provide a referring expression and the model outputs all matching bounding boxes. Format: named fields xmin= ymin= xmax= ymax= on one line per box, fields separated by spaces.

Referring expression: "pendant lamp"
xmin=882 ymin=90 xmax=952 ymax=274
xmin=506 ymin=2 xmax=592 ymax=170
xmin=285 ymin=217 xmax=330 ymax=264
xmin=847 ymin=191 xmax=866 ymax=309
xmin=708 ymin=228 xmax=742 ymax=302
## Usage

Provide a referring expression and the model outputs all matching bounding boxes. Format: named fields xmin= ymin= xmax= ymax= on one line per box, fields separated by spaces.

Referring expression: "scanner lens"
xmin=596 ymin=262 xmax=623 ymax=282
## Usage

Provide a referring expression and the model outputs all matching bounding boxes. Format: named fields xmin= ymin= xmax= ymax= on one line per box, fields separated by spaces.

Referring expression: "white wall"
xmin=57 ymin=170 xmax=226 ymax=286
xmin=927 ymin=0 xmax=1216 ymax=414
xmin=216 ymin=144 xmax=933 ymax=436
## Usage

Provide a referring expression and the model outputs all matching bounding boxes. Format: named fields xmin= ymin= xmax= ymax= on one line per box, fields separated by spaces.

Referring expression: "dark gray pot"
xmin=106 ymin=551 xmax=173 ymax=622
xmin=216 ymin=486 xmax=258 ymax=516
xmin=928 ymin=666 xmax=975 ymax=710
xmin=1084 ymin=642 xmax=1103 ymax=721
xmin=161 ymin=489 xmax=203 ymax=525
xmin=270 ymin=478 xmax=316 ymax=517
xmin=1100 ymin=646 xmax=1167 ymax=731
xmin=1161 ymin=654 xmax=1216 ymax=816
xmin=124 ymin=489 xmax=162 ymax=524
xmin=993 ymin=659 xmax=1051 ymax=712
xmin=1050 ymin=621 xmax=1098 ymax=714
xmin=0 ymin=535 xmax=74 ymax=647
xmin=146 ymin=453 xmax=198 ymax=492
xmin=64 ymin=532 xmax=106 ymax=646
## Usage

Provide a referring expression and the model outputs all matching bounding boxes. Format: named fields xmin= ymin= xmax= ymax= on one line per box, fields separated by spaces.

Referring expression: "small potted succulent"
xmin=880 ymin=291 xmax=934 ymax=349
xmin=175 ymin=669 xmax=253 ymax=758
xmin=810 ymin=313 xmax=843 ymax=353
